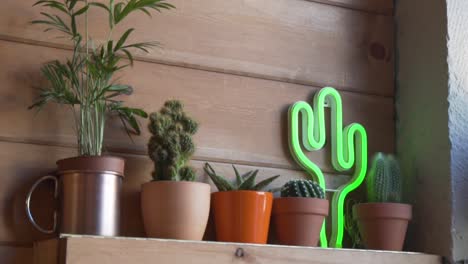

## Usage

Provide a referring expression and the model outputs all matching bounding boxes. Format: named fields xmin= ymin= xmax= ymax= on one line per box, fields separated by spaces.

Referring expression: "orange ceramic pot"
xmin=211 ymin=191 xmax=273 ymax=244
xmin=273 ymin=197 xmax=329 ymax=247
xmin=141 ymin=181 xmax=211 ymax=240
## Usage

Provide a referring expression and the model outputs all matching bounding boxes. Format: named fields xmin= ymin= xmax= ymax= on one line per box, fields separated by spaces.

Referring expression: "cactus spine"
xmin=148 ymin=100 xmax=198 ymax=181
xmin=281 ymin=179 xmax=325 ymax=199
xmin=367 ymin=153 xmax=402 ymax=203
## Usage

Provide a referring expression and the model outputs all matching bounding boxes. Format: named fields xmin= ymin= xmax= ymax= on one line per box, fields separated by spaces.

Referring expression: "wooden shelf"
xmin=33 ymin=235 xmax=442 ymax=264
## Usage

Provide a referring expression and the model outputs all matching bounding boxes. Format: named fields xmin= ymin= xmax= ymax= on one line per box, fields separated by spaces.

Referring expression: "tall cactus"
xmin=281 ymin=180 xmax=325 ymax=199
xmin=288 ymin=87 xmax=368 ymax=248
xmin=367 ymin=153 xmax=402 ymax=203
xmin=148 ymin=100 xmax=198 ymax=181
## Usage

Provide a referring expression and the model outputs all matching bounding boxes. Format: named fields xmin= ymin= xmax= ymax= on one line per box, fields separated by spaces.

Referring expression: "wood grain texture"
xmin=33 ymin=239 xmax=59 ymax=264
xmin=0 ymin=40 xmax=395 ymax=172
xmin=0 ymin=246 xmax=33 ymax=264
xmin=0 ymin=140 xmax=348 ymax=244
xmin=44 ymin=235 xmax=442 ymax=264
xmin=307 ymin=0 xmax=393 ymax=15
xmin=0 ymin=0 xmax=394 ymax=96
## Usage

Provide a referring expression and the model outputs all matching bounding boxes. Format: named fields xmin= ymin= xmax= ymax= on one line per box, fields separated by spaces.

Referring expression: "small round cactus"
xmin=367 ymin=153 xmax=402 ymax=203
xmin=148 ymin=100 xmax=198 ymax=181
xmin=280 ymin=179 xmax=325 ymax=199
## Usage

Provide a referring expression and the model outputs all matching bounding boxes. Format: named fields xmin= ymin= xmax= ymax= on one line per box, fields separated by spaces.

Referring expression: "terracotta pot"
xmin=141 ymin=181 xmax=211 ymax=240
xmin=272 ymin=197 xmax=329 ymax=247
xmin=211 ymin=191 xmax=273 ymax=244
xmin=353 ymin=203 xmax=412 ymax=251
xmin=26 ymin=156 xmax=124 ymax=236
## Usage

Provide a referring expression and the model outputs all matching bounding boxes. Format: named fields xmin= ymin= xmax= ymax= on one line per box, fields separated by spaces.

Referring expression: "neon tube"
xmin=288 ymin=87 xmax=368 ymax=248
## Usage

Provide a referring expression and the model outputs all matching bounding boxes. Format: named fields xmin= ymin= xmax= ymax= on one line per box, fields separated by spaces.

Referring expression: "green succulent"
xmin=148 ymin=100 xmax=198 ymax=181
xmin=280 ymin=179 xmax=325 ymax=199
xmin=203 ymin=163 xmax=279 ymax=191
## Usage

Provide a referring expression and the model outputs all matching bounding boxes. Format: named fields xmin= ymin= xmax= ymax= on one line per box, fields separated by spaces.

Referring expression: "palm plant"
xmin=29 ymin=0 xmax=175 ymax=156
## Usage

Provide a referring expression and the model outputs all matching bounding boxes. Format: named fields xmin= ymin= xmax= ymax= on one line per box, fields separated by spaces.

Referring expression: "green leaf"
xmin=139 ymin=7 xmax=152 ymax=17
xmin=204 ymin=163 xmax=234 ymax=191
xmin=122 ymin=49 xmax=134 ymax=66
xmin=239 ymin=170 xmax=258 ymax=190
xmin=233 ymin=165 xmax=243 ymax=188
xmin=128 ymin=108 xmax=148 ymax=118
xmin=114 ymin=28 xmax=134 ymax=51
xmin=253 ymin=175 xmax=280 ymax=191
xmin=68 ymin=0 xmax=79 ymax=10
xmin=70 ymin=15 xmax=77 ymax=35
xmin=121 ymin=41 xmax=160 ymax=53
xmin=73 ymin=5 xmax=89 ymax=16
xmin=89 ymin=2 xmax=110 ymax=12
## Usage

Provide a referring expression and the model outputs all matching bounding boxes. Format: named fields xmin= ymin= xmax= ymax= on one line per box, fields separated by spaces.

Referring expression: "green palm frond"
xmin=29 ymin=0 xmax=173 ymax=155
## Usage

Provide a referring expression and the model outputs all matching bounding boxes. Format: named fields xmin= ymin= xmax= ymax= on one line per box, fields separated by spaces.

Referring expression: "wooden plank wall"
xmin=0 ymin=0 xmax=394 ymax=262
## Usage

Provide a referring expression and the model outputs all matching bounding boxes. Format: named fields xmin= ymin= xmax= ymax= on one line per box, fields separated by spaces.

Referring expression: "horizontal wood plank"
xmin=307 ymin=0 xmax=393 ymax=15
xmin=0 ymin=40 xmax=395 ymax=172
xmin=0 ymin=0 xmax=394 ymax=96
xmin=52 ymin=235 xmax=441 ymax=264
xmin=0 ymin=245 xmax=33 ymax=264
xmin=0 ymin=141 xmax=348 ymax=244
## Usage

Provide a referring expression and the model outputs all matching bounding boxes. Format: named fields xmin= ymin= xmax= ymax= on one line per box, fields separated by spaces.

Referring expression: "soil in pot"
xmin=141 ymin=181 xmax=211 ymax=240
xmin=353 ymin=203 xmax=412 ymax=251
xmin=211 ymin=191 xmax=273 ymax=244
xmin=273 ymin=197 xmax=329 ymax=247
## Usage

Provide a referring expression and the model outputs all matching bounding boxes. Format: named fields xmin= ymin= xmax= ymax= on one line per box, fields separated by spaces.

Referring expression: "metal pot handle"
xmin=25 ymin=175 xmax=58 ymax=234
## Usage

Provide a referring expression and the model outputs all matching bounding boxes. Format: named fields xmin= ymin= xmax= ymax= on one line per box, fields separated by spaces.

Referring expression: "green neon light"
xmin=288 ymin=87 xmax=368 ymax=248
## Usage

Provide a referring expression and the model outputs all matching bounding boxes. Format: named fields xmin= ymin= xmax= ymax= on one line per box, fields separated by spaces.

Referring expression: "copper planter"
xmin=26 ymin=156 xmax=124 ymax=236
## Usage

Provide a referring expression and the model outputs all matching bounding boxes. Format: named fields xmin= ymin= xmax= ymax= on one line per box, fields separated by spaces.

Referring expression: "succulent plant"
xmin=280 ymin=179 xmax=325 ymax=199
xmin=148 ymin=100 xmax=198 ymax=181
xmin=366 ymin=153 xmax=402 ymax=203
xmin=204 ymin=163 xmax=280 ymax=191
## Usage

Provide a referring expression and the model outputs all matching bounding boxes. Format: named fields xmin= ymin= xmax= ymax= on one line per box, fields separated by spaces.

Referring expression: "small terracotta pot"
xmin=141 ymin=181 xmax=211 ymax=240
xmin=273 ymin=197 xmax=329 ymax=247
xmin=211 ymin=191 xmax=273 ymax=244
xmin=353 ymin=203 xmax=412 ymax=251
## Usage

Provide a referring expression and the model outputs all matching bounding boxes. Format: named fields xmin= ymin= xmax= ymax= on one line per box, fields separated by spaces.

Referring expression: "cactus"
xmin=366 ymin=153 xmax=402 ymax=203
xmin=148 ymin=100 xmax=198 ymax=181
xmin=204 ymin=163 xmax=280 ymax=191
xmin=280 ymin=179 xmax=325 ymax=199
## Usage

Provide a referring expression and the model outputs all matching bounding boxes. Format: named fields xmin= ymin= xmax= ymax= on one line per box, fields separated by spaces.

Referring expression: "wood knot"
xmin=235 ymin=248 xmax=245 ymax=258
xmin=370 ymin=42 xmax=386 ymax=60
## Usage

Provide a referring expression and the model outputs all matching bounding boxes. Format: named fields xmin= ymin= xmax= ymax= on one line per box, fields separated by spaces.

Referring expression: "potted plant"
xmin=204 ymin=163 xmax=279 ymax=244
xmin=272 ymin=179 xmax=329 ymax=247
xmin=25 ymin=0 xmax=174 ymax=236
xmin=141 ymin=100 xmax=211 ymax=240
xmin=353 ymin=153 xmax=412 ymax=251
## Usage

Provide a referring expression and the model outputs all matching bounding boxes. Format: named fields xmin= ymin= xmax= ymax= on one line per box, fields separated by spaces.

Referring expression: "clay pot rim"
xmin=142 ymin=180 xmax=211 ymax=188
xmin=353 ymin=202 xmax=412 ymax=221
xmin=211 ymin=190 xmax=273 ymax=195
xmin=57 ymin=156 xmax=125 ymax=177
xmin=273 ymin=197 xmax=329 ymax=216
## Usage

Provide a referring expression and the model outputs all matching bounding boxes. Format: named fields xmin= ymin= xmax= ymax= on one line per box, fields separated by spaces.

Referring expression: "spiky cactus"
xmin=366 ymin=153 xmax=402 ymax=203
xmin=280 ymin=179 xmax=325 ymax=199
xmin=148 ymin=100 xmax=198 ymax=181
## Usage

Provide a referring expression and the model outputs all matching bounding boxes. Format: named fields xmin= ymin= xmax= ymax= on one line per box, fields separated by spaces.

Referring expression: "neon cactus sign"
xmin=288 ymin=87 xmax=368 ymax=248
